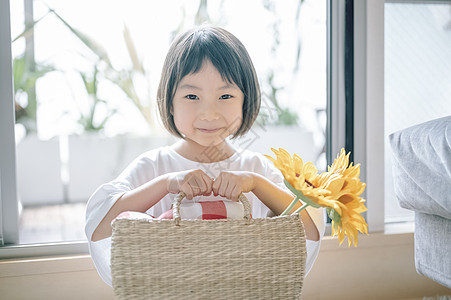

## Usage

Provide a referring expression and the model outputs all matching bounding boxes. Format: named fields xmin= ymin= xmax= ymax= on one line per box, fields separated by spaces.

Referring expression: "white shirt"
xmin=85 ymin=145 xmax=325 ymax=286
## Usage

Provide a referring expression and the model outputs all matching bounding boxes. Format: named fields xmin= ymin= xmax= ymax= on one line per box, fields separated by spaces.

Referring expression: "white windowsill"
xmin=0 ymin=254 xmax=94 ymax=278
xmin=324 ymin=220 xmax=414 ymax=237
xmin=0 ymin=229 xmax=414 ymax=279
xmin=0 ymin=240 xmax=88 ymax=260
xmin=320 ymin=221 xmax=414 ymax=251
xmin=0 ymin=221 xmax=414 ymax=263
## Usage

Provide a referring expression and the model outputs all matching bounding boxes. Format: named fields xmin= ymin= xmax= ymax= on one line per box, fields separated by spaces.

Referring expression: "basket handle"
xmin=173 ymin=192 xmax=252 ymax=226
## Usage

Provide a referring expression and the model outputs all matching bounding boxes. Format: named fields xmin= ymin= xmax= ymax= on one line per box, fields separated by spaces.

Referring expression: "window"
xmin=384 ymin=0 xmax=451 ymax=223
xmin=351 ymin=0 xmax=451 ymax=231
xmin=2 ymin=0 xmax=328 ymax=249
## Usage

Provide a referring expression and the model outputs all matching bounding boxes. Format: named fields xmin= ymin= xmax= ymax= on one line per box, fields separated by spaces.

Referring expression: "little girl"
xmin=85 ymin=26 xmax=324 ymax=286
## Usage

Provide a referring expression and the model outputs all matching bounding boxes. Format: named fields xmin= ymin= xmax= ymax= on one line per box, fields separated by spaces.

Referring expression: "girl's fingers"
xmin=212 ymin=176 xmax=220 ymax=196
xmin=217 ymin=176 xmax=229 ymax=198
xmin=183 ymin=185 xmax=194 ymax=200
xmin=168 ymin=169 xmax=215 ymax=198
xmin=201 ymin=175 xmax=213 ymax=196
xmin=176 ymin=171 xmax=252 ymax=201
xmin=200 ymin=173 xmax=213 ymax=196
xmin=213 ymin=173 xmax=234 ymax=199
xmin=230 ymin=186 xmax=241 ymax=202
xmin=184 ymin=170 xmax=214 ymax=198
xmin=192 ymin=176 xmax=206 ymax=196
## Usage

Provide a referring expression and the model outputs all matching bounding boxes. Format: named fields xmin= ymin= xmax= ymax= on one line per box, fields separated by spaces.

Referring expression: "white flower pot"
xmin=67 ymin=133 xmax=176 ymax=203
xmin=16 ymin=134 xmax=64 ymax=205
xmin=232 ymin=126 xmax=319 ymax=163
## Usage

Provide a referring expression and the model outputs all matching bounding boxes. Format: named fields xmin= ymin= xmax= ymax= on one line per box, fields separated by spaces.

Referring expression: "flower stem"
xmin=281 ymin=196 xmax=300 ymax=216
xmin=291 ymin=203 xmax=309 ymax=215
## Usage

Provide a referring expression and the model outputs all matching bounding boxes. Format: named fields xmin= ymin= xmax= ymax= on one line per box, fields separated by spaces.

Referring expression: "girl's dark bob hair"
xmin=157 ymin=26 xmax=261 ymax=139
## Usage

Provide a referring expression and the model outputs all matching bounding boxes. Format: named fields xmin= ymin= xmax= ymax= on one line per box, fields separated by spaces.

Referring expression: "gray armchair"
xmin=389 ymin=116 xmax=451 ymax=289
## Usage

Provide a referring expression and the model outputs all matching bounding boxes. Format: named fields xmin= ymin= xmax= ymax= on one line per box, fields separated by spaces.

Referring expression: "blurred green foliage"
xmin=13 ymin=0 xmax=305 ymax=135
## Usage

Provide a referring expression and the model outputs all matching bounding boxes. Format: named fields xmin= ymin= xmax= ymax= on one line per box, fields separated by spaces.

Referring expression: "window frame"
xmin=0 ymin=0 xmax=20 ymax=246
xmin=1 ymin=0 xmax=388 ymax=258
xmin=353 ymin=0 xmax=385 ymax=232
xmin=328 ymin=0 xmax=385 ymax=232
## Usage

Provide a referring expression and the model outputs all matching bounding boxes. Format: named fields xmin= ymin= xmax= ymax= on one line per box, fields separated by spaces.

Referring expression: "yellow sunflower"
xmin=312 ymin=172 xmax=347 ymax=216
xmin=318 ymin=149 xmax=368 ymax=247
xmin=266 ymin=147 xmax=368 ymax=247
xmin=265 ymin=148 xmax=330 ymax=213
xmin=331 ymin=196 xmax=368 ymax=247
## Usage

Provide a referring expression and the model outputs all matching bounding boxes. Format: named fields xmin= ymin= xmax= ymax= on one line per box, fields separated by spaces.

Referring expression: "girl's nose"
xmin=199 ymin=101 xmax=220 ymax=121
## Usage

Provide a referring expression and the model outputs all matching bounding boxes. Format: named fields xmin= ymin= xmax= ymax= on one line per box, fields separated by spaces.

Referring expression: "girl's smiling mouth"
xmin=197 ymin=127 xmax=223 ymax=133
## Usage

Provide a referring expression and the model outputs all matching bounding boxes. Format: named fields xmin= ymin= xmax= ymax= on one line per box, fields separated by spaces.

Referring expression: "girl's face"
xmin=172 ymin=59 xmax=244 ymax=148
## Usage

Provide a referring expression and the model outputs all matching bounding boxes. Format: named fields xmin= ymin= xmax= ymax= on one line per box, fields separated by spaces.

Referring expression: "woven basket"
xmin=111 ymin=193 xmax=306 ymax=300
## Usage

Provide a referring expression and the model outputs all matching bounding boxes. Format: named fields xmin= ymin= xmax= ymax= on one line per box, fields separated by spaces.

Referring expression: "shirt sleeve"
xmin=85 ymin=183 xmax=129 ymax=286
xmin=84 ymin=154 xmax=155 ymax=286
xmin=304 ymin=205 xmax=325 ymax=276
xmin=262 ymin=155 xmax=325 ymax=277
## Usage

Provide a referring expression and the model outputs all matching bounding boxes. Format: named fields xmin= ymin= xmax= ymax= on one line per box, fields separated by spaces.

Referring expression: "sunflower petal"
xmin=267 ymin=147 xmax=367 ymax=247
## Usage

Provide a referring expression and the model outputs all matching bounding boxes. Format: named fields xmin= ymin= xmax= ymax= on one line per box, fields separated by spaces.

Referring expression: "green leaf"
xmin=123 ymin=25 xmax=145 ymax=74
xmin=284 ymin=180 xmax=322 ymax=208
xmin=49 ymin=8 xmax=112 ymax=67
xmin=327 ymin=207 xmax=341 ymax=224
xmin=12 ymin=11 xmax=51 ymax=43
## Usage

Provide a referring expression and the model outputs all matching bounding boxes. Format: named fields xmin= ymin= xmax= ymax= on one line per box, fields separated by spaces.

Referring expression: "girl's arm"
xmin=251 ymin=174 xmax=320 ymax=241
xmin=91 ymin=174 xmax=169 ymax=242
xmin=212 ymin=171 xmax=320 ymax=241
xmin=91 ymin=169 xmax=214 ymax=242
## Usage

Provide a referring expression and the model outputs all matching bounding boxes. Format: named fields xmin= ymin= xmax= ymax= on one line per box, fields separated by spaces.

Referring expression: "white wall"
xmin=1 ymin=233 xmax=449 ymax=299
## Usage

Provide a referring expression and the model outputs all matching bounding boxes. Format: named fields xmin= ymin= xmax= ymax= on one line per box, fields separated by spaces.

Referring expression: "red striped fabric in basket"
xmin=115 ymin=200 xmax=245 ymax=222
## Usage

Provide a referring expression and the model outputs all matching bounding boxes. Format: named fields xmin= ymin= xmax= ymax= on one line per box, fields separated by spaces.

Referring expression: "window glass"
xmin=384 ymin=2 xmax=451 ymax=223
xmin=11 ymin=0 xmax=327 ymax=244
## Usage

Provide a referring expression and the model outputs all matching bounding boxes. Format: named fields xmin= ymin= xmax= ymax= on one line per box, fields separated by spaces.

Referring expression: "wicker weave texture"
xmin=111 ymin=202 xmax=306 ymax=299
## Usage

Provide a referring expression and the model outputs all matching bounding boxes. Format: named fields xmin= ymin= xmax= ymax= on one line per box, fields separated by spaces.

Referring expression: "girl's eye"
xmin=185 ymin=94 xmax=199 ymax=100
xmin=219 ymin=94 xmax=233 ymax=100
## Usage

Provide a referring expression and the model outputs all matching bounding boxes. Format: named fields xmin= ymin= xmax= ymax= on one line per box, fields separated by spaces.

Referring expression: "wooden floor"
xmin=19 ymin=202 xmax=87 ymax=244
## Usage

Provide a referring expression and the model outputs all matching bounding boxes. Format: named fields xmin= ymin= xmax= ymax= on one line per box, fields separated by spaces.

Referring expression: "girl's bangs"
xmin=179 ymin=37 xmax=239 ymax=87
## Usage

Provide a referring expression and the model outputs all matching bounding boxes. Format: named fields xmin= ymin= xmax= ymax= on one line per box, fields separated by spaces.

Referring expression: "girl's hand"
xmin=212 ymin=171 xmax=256 ymax=202
xmin=166 ymin=169 xmax=214 ymax=200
